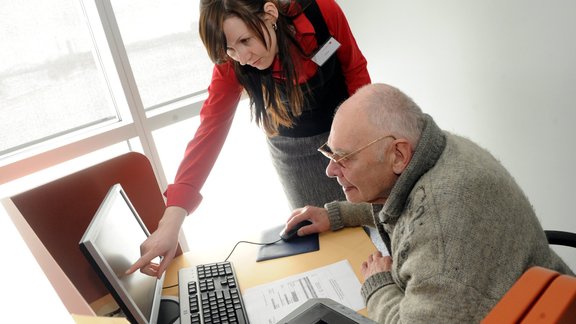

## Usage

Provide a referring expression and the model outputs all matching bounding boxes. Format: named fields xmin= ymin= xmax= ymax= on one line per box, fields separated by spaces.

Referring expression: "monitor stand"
xmin=158 ymin=296 xmax=180 ymax=324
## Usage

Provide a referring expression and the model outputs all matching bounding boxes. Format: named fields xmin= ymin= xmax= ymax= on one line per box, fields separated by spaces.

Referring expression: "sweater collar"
xmin=379 ymin=114 xmax=446 ymax=223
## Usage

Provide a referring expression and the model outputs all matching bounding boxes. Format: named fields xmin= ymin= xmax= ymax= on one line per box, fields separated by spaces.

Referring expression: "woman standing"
xmin=128 ymin=0 xmax=370 ymax=277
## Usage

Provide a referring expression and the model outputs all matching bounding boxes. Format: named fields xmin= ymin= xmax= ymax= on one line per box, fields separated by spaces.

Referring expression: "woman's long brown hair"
xmin=199 ymin=0 xmax=310 ymax=135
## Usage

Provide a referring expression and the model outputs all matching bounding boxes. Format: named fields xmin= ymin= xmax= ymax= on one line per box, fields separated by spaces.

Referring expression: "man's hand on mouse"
xmin=281 ymin=206 xmax=331 ymax=237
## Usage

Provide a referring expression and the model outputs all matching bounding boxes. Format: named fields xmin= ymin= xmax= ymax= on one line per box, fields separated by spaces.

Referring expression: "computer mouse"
xmin=281 ymin=220 xmax=313 ymax=241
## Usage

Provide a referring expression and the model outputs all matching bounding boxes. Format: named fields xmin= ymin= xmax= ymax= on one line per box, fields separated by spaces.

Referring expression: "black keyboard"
xmin=178 ymin=261 xmax=249 ymax=324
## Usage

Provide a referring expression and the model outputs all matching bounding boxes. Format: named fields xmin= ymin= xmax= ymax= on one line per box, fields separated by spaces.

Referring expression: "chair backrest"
xmin=6 ymin=152 xmax=180 ymax=312
xmin=482 ymin=266 xmax=576 ymax=324
xmin=545 ymin=230 xmax=576 ymax=248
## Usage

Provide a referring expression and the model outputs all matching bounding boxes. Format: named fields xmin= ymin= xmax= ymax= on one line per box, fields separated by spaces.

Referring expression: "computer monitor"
xmin=79 ymin=184 xmax=165 ymax=324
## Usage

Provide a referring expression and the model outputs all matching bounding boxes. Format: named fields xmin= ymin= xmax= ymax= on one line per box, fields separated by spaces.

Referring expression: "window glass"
xmin=0 ymin=0 xmax=117 ymax=156
xmin=111 ymin=0 xmax=213 ymax=111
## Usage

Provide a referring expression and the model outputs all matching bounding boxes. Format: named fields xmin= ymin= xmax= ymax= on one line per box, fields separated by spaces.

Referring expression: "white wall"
xmin=339 ymin=0 xmax=576 ymax=269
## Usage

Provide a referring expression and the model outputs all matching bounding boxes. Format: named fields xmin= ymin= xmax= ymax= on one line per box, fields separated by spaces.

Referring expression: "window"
xmin=110 ymin=0 xmax=212 ymax=111
xmin=0 ymin=0 xmax=213 ymax=190
xmin=0 ymin=0 xmax=117 ymax=157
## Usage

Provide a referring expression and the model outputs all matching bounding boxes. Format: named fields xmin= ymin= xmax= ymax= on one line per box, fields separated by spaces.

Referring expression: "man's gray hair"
xmin=360 ymin=83 xmax=426 ymax=148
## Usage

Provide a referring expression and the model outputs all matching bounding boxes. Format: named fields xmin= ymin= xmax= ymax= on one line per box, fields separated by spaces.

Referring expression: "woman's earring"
xmin=272 ymin=23 xmax=277 ymax=31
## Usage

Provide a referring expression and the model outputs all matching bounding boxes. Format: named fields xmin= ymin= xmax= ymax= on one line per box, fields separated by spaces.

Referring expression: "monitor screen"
xmin=79 ymin=184 xmax=164 ymax=324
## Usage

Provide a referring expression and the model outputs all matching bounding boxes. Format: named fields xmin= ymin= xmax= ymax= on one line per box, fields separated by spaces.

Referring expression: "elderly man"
xmin=283 ymin=83 xmax=573 ymax=323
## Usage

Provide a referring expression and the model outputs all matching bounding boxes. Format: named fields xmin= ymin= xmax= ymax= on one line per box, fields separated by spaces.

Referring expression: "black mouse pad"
xmin=256 ymin=224 xmax=319 ymax=262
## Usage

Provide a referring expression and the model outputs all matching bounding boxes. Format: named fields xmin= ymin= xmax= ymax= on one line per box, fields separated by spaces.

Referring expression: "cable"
xmin=161 ymin=238 xmax=281 ymax=289
xmin=223 ymin=238 xmax=282 ymax=262
xmin=103 ymin=307 xmax=123 ymax=317
xmin=162 ymin=283 xmax=178 ymax=289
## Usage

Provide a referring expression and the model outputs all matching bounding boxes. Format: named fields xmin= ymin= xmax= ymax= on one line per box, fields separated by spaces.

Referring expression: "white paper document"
xmin=242 ymin=260 xmax=365 ymax=324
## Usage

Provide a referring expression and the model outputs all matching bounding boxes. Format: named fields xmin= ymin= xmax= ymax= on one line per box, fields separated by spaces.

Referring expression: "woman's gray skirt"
xmin=266 ymin=131 xmax=345 ymax=210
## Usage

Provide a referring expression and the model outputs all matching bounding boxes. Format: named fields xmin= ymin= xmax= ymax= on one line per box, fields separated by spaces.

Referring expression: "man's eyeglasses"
xmin=317 ymin=135 xmax=396 ymax=167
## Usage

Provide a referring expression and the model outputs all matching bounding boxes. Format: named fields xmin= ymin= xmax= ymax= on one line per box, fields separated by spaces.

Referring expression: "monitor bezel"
xmin=79 ymin=183 xmax=165 ymax=324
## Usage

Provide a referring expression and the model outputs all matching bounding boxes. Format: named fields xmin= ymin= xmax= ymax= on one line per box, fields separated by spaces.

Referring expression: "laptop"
xmin=79 ymin=183 xmax=172 ymax=324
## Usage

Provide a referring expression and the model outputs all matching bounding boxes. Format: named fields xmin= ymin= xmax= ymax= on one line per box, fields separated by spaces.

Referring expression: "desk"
xmin=90 ymin=227 xmax=377 ymax=320
xmin=165 ymin=226 xmax=376 ymax=319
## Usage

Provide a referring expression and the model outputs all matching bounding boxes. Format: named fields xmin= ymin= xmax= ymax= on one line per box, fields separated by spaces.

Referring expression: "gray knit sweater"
xmin=324 ymin=115 xmax=573 ymax=323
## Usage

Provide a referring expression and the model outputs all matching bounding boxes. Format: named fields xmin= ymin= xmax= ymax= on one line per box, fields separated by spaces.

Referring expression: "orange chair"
xmin=4 ymin=152 xmax=181 ymax=315
xmin=482 ymin=266 xmax=576 ymax=324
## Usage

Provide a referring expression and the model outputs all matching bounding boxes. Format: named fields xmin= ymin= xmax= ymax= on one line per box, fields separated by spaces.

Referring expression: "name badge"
xmin=311 ymin=36 xmax=341 ymax=66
